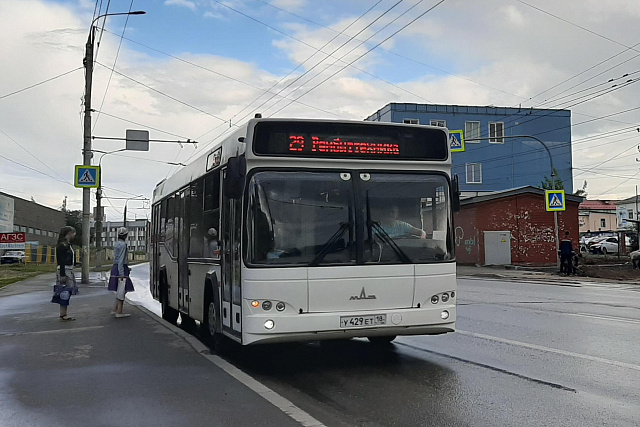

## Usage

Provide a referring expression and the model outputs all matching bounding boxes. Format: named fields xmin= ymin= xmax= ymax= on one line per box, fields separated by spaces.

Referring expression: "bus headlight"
xmin=441 ymin=293 xmax=449 ymax=302
xmin=264 ymin=320 xmax=275 ymax=330
xmin=262 ymin=301 xmax=272 ymax=310
xmin=251 ymin=300 xmax=260 ymax=308
xmin=431 ymin=295 xmax=439 ymax=304
xmin=441 ymin=310 xmax=449 ymax=320
xmin=276 ymin=302 xmax=285 ymax=311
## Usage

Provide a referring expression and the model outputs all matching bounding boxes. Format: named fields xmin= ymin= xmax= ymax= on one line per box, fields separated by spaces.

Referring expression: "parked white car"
xmin=590 ymin=236 xmax=631 ymax=255
xmin=0 ymin=250 xmax=26 ymax=264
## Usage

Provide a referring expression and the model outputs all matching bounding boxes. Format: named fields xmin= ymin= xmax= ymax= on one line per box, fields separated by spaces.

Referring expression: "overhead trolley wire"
xmin=268 ymin=0 xmax=448 ymax=117
xmin=242 ymin=0 xmax=410 ymax=119
xmin=253 ymin=0 xmax=525 ymax=102
xmin=227 ymin=0 xmax=387 ymax=123
xmin=93 ymin=0 xmax=135 ymax=132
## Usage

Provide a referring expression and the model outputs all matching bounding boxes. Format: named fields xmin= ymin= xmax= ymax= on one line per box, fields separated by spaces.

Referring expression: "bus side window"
xmin=165 ymin=196 xmax=175 ymax=256
xmin=189 ymin=180 xmax=204 ymax=258
xmin=203 ymin=171 xmax=221 ymax=258
xmin=160 ymin=199 xmax=167 ymax=244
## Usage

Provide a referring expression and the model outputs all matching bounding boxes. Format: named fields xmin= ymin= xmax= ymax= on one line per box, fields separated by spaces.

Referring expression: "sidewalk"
xmin=0 ymin=275 xmax=303 ymax=427
xmin=456 ymin=264 xmax=640 ymax=286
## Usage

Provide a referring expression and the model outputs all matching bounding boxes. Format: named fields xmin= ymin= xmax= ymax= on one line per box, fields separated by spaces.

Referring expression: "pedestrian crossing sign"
xmin=74 ymin=165 xmax=100 ymax=188
xmin=545 ymin=190 xmax=565 ymax=211
xmin=449 ymin=130 xmax=465 ymax=153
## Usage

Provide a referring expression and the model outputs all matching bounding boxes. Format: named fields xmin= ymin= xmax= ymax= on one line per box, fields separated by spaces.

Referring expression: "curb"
xmin=134 ymin=304 xmax=326 ymax=427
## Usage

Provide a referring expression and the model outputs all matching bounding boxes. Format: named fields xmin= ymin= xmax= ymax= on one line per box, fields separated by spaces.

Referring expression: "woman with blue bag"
xmin=108 ymin=227 xmax=135 ymax=318
xmin=51 ymin=226 xmax=77 ymax=321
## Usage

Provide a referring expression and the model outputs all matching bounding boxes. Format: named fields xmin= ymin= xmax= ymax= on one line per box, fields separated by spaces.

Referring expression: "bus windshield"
xmin=246 ymin=171 xmax=452 ymax=266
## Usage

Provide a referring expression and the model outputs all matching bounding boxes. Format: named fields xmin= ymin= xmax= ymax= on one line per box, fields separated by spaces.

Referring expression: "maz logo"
xmin=350 ymin=287 xmax=377 ymax=300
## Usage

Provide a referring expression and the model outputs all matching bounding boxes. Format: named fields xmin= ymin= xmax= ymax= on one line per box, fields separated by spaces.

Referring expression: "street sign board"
xmin=126 ymin=129 xmax=150 ymax=151
xmin=449 ymin=130 xmax=465 ymax=153
xmin=545 ymin=190 xmax=565 ymax=211
xmin=0 ymin=232 xmax=26 ymax=249
xmin=74 ymin=165 xmax=100 ymax=188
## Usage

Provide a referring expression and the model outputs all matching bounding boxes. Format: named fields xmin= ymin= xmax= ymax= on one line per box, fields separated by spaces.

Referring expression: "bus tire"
xmin=160 ymin=273 xmax=179 ymax=325
xmin=367 ymin=335 xmax=396 ymax=345
xmin=201 ymin=286 xmax=220 ymax=350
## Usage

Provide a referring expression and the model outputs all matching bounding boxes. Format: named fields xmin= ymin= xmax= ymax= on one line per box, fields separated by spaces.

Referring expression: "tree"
xmin=540 ymin=167 xmax=564 ymax=190
xmin=63 ymin=209 xmax=83 ymax=246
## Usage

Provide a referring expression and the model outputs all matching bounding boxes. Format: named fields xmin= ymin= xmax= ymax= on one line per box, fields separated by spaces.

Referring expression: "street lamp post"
xmin=464 ymin=134 xmax=560 ymax=267
xmin=94 ymin=149 xmax=126 ymax=271
xmin=81 ymin=10 xmax=145 ymax=284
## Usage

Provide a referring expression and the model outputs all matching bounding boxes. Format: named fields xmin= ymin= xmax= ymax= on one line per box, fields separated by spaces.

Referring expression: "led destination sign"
xmin=253 ymin=121 xmax=448 ymax=161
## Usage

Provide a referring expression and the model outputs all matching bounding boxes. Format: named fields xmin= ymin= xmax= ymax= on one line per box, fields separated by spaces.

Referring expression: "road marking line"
xmin=568 ymin=312 xmax=640 ymax=325
xmin=136 ymin=305 xmax=325 ymax=427
xmin=0 ymin=326 xmax=103 ymax=337
xmin=457 ymin=330 xmax=640 ymax=372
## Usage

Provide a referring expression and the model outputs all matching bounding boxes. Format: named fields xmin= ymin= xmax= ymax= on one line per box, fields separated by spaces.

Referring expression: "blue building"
xmin=365 ymin=103 xmax=573 ymax=195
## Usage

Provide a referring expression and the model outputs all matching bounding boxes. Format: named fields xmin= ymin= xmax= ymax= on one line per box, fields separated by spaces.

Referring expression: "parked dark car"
xmin=0 ymin=250 xmax=26 ymax=264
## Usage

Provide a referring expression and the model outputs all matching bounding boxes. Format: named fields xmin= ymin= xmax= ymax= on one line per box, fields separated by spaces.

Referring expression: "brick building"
xmin=454 ymin=186 xmax=582 ymax=266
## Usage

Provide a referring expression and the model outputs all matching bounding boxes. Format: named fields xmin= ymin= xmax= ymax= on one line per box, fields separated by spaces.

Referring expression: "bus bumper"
xmin=241 ymin=305 xmax=456 ymax=345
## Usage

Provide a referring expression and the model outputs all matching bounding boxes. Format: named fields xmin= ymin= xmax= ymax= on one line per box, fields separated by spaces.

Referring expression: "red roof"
xmin=579 ymin=200 xmax=617 ymax=210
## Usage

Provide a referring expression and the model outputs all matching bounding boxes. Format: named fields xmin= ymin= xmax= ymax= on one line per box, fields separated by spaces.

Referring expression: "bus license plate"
xmin=340 ymin=314 xmax=386 ymax=328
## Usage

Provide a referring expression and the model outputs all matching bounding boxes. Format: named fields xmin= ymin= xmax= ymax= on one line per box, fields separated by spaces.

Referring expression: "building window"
xmin=402 ymin=118 xmax=419 ymax=124
xmin=430 ymin=119 xmax=446 ymax=127
xmin=600 ymin=219 xmax=606 ymax=228
xmin=465 ymin=163 xmax=482 ymax=184
xmin=629 ymin=210 xmax=633 ymax=219
xmin=465 ymin=121 xmax=481 ymax=143
xmin=489 ymin=122 xmax=504 ymax=143
xmin=13 ymin=225 xmax=20 ymax=232
xmin=28 ymin=228 xmax=34 ymax=234
xmin=20 ymin=226 xmax=26 ymax=232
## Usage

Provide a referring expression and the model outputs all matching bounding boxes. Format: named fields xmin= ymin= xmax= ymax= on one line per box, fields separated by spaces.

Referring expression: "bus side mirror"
xmin=452 ymin=175 xmax=461 ymax=213
xmin=225 ymin=156 xmax=246 ymax=199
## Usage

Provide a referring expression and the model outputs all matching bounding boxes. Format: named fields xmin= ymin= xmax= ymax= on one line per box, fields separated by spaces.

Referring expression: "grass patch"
xmin=0 ymin=263 xmax=55 ymax=289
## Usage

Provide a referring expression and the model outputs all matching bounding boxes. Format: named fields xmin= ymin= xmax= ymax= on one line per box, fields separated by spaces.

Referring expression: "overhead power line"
xmin=0 ymin=67 xmax=83 ymax=100
xmin=93 ymin=0 xmax=135 ymax=132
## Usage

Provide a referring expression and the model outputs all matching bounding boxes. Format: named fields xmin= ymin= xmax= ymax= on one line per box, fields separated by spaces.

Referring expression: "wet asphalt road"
xmin=129 ymin=267 xmax=640 ymax=426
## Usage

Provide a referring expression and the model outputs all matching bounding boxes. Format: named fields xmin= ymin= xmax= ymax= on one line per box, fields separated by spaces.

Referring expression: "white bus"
xmin=151 ymin=117 xmax=460 ymax=346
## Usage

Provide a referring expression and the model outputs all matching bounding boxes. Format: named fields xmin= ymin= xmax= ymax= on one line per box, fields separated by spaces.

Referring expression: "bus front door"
xmin=178 ymin=189 xmax=190 ymax=314
xmin=221 ymin=170 xmax=242 ymax=339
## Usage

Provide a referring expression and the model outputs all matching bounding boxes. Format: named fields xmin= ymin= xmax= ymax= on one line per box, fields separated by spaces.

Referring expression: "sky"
xmin=2 ymin=0 xmax=640 ymax=221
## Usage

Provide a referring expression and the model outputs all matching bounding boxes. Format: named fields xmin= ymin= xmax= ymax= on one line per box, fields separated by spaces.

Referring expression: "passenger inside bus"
xmin=203 ymin=227 xmax=220 ymax=258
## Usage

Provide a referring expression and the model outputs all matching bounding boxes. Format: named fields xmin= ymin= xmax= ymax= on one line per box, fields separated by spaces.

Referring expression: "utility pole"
xmin=95 ymin=175 xmax=103 ymax=271
xmin=80 ymin=10 xmax=145 ymax=283
xmin=81 ymin=26 xmax=95 ymax=284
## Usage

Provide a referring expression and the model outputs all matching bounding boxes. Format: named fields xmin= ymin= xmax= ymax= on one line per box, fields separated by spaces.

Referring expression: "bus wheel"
xmin=201 ymin=293 xmax=220 ymax=350
xmin=367 ymin=335 xmax=396 ymax=345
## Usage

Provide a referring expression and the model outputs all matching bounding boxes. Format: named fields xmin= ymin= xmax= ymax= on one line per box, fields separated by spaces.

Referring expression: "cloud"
xmin=270 ymin=0 xmax=306 ymax=12
xmin=164 ymin=0 xmax=197 ymax=11
xmin=2 ymin=0 xmax=640 ymax=210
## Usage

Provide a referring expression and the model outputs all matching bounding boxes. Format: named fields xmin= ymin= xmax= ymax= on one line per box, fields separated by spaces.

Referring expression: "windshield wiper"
xmin=309 ymin=221 xmax=352 ymax=266
xmin=368 ymin=220 xmax=412 ymax=264
xmin=365 ymin=190 xmax=411 ymax=264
